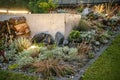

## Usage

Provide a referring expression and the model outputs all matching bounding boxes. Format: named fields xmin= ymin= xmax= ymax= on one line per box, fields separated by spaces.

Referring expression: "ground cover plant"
xmin=0 ymin=70 xmax=39 ymax=80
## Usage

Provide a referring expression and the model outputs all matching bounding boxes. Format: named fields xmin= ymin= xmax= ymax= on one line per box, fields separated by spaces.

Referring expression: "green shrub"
xmin=69 ymin=30 xmax=81 ymax=41
xmin=38 ymin=0 xmax=57 ymax=13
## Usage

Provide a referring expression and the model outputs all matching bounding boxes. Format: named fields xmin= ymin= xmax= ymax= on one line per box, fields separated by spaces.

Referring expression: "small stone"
xmin=82 ymin=7 xmax=92 ymax=16
xmin=63 ymin=39 xmax=69 ymax=46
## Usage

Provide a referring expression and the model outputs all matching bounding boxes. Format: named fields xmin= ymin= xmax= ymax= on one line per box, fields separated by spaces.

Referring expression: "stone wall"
xmin=0 ymin=14 xmax=81 ymax=38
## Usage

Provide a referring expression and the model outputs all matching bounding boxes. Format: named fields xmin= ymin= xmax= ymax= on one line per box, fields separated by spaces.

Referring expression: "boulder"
xmin=82 ymin=7 xmax=92 ymax=16
xmin=55 ymin=32 xmax=64 ymax=46
xmin=32 ymin=32 xmax=54 ymax=45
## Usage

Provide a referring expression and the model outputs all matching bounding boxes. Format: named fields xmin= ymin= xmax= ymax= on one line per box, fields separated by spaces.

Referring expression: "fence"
xmin=55 ymin=0 xmax=119 ymax=5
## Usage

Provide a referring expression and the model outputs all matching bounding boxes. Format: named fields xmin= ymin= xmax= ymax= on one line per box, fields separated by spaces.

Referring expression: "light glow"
xmin=29 ymin=45 xmax=37 ymax=49
xmin=8 ymin=10 xmax=29 ymax=14
xmin=0 ymin=9 xmax=29 ymax=14
xmin=0 ymin=9 xmax=7 ymax=13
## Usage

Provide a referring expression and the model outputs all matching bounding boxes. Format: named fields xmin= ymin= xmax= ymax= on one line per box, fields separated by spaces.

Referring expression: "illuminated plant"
xmin=13 ymin=37 xmax=32 ymax=52
xmin=93 ymin=4 xmax=105 ymax=13
xmin=105 ymin=0 xmax=119 ymax=17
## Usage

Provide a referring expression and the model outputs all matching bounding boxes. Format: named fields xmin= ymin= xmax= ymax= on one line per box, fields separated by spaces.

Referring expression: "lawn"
xmin=0 ymin=70 xmax=39 ymax=80
xmin=82 ymin=34 xmax=120 ymax=80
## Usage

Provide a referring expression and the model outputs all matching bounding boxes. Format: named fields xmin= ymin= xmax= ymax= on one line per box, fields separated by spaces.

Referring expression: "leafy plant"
xmin=8 ymin=64 xmax=19 ymax=70
xmin=39 ymin=2 xmax=50 ymax=13
xmin=32 ymin=59 xmax=74 ymax=77
xmin=69 ymin=30 xmax=81 ymax=42
xmin=38 ymin=0 xmax=57 ymax=13
xmin=80 ymin=30 xmax=96 ymax=43
xmin=28 ymin=0 xmax=41 ymax=13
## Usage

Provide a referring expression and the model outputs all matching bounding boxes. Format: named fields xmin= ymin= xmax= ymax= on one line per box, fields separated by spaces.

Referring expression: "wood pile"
xmin=0 ymin=16 xmax=31 ymax=43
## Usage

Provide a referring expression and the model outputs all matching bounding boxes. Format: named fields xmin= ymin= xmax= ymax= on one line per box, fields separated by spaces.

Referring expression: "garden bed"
xmin=0 ymin=3 xmax=120 ymax=80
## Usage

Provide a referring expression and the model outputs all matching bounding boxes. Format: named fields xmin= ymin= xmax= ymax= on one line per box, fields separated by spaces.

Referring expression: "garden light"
xmin=8 ymin=10 xmax=29 ymax=14
xmin=0 ymin=9 xmax=7 ymax=13
xmin=29 ymin=45 xmax=37 ymax=49
xmin=0 ymin=9 xmax=30 ymax=14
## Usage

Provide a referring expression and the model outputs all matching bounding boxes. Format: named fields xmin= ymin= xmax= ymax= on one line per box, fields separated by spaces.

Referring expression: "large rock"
xmin=32 ymin=32 xmax=54 ymax=45
xmin=55 ymin=32 xmax=64 ymax=46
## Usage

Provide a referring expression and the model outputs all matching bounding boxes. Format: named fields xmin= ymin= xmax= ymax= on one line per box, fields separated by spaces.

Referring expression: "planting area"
xmin=0 ymin=3 xmax=120 ymax=80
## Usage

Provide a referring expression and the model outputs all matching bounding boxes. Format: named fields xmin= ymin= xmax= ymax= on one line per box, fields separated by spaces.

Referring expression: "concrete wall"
xmin=0 ymin=14 xmax=81 ymax=38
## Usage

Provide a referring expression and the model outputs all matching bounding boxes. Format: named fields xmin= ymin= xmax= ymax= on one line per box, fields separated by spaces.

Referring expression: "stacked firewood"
xmin=9 ymin=16 xmax=30 ymax=37
xmin=0 ymin=16 xmax=31 ymax=43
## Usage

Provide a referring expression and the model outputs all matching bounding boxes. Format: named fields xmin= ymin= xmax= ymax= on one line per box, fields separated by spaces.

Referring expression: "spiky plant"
xmin=32 ymin=59 xmax=75 ymax=77
xmin=105 ymin=0 xmax=119 ymax=18
xmin=77 ymin=41 xmax=91 ymax=58
xmin=14 ymin=37 xmax=32 ymax=52
xmin=93 ymin=4 xmax=105 ymax=13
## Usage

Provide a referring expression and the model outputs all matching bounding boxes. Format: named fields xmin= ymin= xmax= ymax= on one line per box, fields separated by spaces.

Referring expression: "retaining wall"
xmin=0 ymin=14 xmax=81 ymax=38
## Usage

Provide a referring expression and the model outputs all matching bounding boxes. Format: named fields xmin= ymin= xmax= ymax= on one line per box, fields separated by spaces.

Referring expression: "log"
xmin=9 ymin=16 xmax=26 ymax=25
